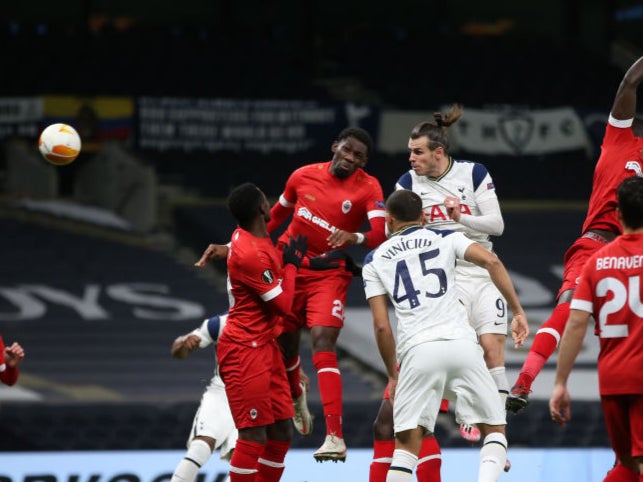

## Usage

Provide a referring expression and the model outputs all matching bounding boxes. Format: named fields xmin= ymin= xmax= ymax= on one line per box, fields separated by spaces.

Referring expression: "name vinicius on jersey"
xmin=381 ymin=237 xmax=433 ymax=260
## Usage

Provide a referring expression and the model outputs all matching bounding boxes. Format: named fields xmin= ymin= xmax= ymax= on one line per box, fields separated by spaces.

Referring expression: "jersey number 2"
xmin=596 ymin=275 xmax=643 ymax=338
xmin=393 ymin=249 xmax=447 ymax=308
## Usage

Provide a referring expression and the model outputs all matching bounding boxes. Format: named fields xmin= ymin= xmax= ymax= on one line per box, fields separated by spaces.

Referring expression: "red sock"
xmin=284 ymin=355 xmax=303 ymax=399
xmin=257 ymin=439 xmax=290 ymax=482
xmin=519 ymin=302 xmax=570 ymax=387
xmin=369 ymin=440 xmax=395 ymax=482
xmin=313 ymin=351 xmax=343 ymax=437
xmin=439 ymin=399 xmax=449 ymax=412
xmin=603 ymin=462 xmax=638 ymax=482
xmin=416 ymin=437 xmax=441 ymax=482
xmin=229 ymin=439 xmax=263 ymax=482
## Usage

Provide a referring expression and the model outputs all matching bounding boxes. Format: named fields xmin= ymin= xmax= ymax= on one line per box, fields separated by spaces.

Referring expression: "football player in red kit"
xmin=508 ymin=55 xmax=643 ymax=413
xmin=550 ymin=176 xmax=643 ymax=482
xmin=218 ymin=182 xmax=307 ymax=482
xmin=197 ymin=128 xmax=387 ymax=462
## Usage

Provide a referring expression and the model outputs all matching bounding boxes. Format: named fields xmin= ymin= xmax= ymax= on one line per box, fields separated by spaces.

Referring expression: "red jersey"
xmin=223 ymin=227 xmax=285 ymax=347
xmin=275 ymin=161 xmax=385 ymax=257
xmin=0 ymin=335 xmax=19 ymax=386
xmin=582 ymin=119 xmax=643 ymax=234
xmin=571 ymin=233 xmax=643 ymax=395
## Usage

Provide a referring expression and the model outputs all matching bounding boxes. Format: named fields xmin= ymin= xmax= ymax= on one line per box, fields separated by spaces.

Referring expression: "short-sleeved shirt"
xmin=276 ymin=161 xmax=385 ymax=257
xmin=362 ymin=226 xmax=477 ymax=362
xmin=571 ymin=233 xmax=643 ymax=395
xmin=582 ymin=119 xmax=643 ymax=234
xmin=223 ymin=227 xmax=284 ymax=347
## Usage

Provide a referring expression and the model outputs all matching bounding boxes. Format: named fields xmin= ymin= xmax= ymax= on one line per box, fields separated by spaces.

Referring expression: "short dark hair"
xmin=410 ymin=103 xmax=464 ymax=151
xmin=386 ymin=190 xmax=423 ymax=222
xmin=337 ymin=127 xmax=374 ymax=158
xmin=227 ymin=182 xmax=264 ymax=227
xmin=617 ymin=176 xmax=643 ymax=229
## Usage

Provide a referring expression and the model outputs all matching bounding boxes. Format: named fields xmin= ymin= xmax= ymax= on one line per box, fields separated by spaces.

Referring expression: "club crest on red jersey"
xmin=342 ymin=200 xmax=352 ymax=214
xmin=261 ymin=270 xmax=274 ymax=284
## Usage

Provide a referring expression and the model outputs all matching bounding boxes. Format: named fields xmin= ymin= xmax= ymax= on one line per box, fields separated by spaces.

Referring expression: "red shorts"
xmin=281 ymin=268 xmax=352 ymax=332
xmin=558 ymin=234 xmax=610 ymax=298
xmin=217 ymin=338 xmax=293 ymax=429
xmin=601 ymin=394 xmax=643 ymax=459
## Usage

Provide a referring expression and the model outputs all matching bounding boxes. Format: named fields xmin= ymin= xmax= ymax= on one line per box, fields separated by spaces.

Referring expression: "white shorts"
xmin=394 ymin=339 xmax=506 ymax=434
xmin=187 ymin=376 xmax=238 ymax=461
xmin=456 ymin=265 xmax=507 ymax=336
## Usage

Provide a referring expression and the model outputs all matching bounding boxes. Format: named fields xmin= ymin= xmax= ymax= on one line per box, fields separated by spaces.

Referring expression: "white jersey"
xmin=185 ymin=312 xmax=238 ymax=460
xmin=395 ymin=158 xmax=502 ymax=274
xmin=363 ymin=226 xmax=478 ymax=362
xmin=396 ymin=159 xmax=508 ymax=332
xmin=190 ymin=313 xmax=227 ymax=385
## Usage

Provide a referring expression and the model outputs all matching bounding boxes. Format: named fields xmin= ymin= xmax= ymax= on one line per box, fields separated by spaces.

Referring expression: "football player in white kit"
xmin=170 ymin=313 xmax=237 ymax=482
xmin=395 ymin=105 xmax=527 ymax=447
xmin=363 ymin=189 xmax=529 ymax=482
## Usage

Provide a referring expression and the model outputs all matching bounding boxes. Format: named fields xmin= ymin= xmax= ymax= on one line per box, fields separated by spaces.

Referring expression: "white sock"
xmin=386 ymin=449 xmax=417 ymax=482
xmin=478 ymin=432 xmax=507 ymax=482
xmin=489 ymin=366 xmax=509 ymax=408
xmin=171 ymin=439 xmax=213 ymax=482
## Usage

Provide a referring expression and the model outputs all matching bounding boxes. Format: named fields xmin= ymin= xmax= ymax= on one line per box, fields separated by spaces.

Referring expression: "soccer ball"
xmin=38 ymin=123 xmax=82 ymax=165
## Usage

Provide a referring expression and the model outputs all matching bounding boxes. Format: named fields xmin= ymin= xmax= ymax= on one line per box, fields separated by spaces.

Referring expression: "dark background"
xmin=0 ymin=0 xmax=641 ymax=452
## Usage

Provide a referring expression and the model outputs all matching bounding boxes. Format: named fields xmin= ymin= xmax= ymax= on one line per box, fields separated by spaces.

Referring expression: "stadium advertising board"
xmin=377 ymin=107 xmax=591 ymax=155
xmin=137 ymin=97 xmax=379 ymax=153
xmin=0 ymin=448 xmax=615 ymax=482
xmin=0 ymin=97 xmax=42 ymax=140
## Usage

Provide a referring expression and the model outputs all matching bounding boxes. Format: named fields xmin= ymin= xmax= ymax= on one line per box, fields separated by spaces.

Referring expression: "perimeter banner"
xmin=378 ymin=106 xmax=592 ymax=156
xmin=136 ymin=97 xmax=379 ymax=153
xmin=0 ymin=97 xmax=42 ymax=140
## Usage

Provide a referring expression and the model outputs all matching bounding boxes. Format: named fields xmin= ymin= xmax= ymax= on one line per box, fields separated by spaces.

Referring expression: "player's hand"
xmin=444 ymin=196 xmax=461 ymax=221
xmin=171 ymin=334 xmax=201 ymax=359
xmin=195 ymin=244 xmax=229 ymax=267
xmin=344 ymin=254 xmax=362 ymax=277
xmin=4 ymin=342 xmax=24 ymax=368
xmin=549 ymin=384 xmax=571 ymax=427
xmin=327 ymin=229 xmax=359 ymax=248
xmin=510 ymin=313 xmax=530 ymax=349
xmin=307 ymin=250 xmax=347 ymax=270
xmin=282 ymin=235 xmax=308 ymax=268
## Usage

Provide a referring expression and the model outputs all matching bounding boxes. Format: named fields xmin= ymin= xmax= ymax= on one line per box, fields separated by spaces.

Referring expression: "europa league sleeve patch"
xmin=261 ymin=270 xmax=275 ymax=284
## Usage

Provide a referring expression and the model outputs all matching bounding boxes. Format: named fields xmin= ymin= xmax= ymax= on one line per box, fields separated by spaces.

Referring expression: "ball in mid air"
xmin=38 ymin=123 xmax=82 ymax=165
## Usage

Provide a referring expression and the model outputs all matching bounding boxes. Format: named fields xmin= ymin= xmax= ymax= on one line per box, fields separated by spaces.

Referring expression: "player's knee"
xmin=372 ymin=417 xmax=394 ymax=440
xmin=194 ymin=435 xmax=216 ymax=452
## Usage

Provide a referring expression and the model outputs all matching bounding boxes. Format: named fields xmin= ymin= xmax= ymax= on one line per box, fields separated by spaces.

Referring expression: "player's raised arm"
xmin=611 ymin=56 xmax=643 ymax=121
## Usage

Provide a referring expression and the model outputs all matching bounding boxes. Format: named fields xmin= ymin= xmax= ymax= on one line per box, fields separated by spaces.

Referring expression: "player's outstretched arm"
xmin=550 ymin=309 xmax=591 ymax=427
xmin=194 ymin=244 xmax=229 ymax=267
